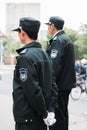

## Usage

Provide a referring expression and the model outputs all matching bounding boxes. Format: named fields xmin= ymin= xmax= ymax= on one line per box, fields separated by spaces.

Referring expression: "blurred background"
xmin=0 ymin=0 xmax=87 ymax=64
xmin=0 ymin=0 xmax=87 ymax=130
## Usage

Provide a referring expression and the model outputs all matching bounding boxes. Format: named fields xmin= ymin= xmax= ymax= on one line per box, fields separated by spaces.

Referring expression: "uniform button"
xmin=30 ymin=119 xmax=32 ymax=122
xmin=25 ymin=119 xmax=28 ymax=122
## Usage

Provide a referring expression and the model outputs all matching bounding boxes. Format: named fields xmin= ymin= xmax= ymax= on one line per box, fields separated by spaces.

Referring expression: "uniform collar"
xmin=49 ymin=30 xmax=65 ymax=43
xmin=16 ymin=42 xmax=41 ymax=54
xmin=53 ymin=30 xmax=64 ymax=39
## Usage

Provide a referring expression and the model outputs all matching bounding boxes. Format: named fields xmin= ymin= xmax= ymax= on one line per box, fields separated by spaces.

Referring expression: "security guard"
xmin=12 ymin=17 xmax=58 ymax=130
xmin=45 ymin=16 xmax=76 ymax=130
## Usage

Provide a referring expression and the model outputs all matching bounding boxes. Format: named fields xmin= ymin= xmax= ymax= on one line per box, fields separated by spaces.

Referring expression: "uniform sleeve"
xmin=63 ymin=43 xmax=76 ymax=84
xmin=48 ymin=69 xmax=58 ymax=112
xmin=17 ymin=56 xmax=47 ymax=119
xmin=46 ymin=49 xmax=58 ymax=112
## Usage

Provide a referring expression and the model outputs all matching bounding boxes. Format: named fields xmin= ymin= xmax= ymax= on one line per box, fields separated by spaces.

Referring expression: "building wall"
xmin=5 ymin=3 xmax=40 ymax=37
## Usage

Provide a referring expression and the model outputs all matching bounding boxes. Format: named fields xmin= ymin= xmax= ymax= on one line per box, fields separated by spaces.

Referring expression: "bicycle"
xmin=71 ymin=74 xmax=87 ymax=100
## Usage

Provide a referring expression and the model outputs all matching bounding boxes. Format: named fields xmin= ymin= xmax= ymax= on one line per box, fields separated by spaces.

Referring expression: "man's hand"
xmin=43 ymin=112 xmax=56 ymax=126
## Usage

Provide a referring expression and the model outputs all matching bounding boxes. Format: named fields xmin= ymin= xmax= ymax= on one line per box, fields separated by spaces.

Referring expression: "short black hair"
xmin=23 ymin=29 xmax=39 ymax=40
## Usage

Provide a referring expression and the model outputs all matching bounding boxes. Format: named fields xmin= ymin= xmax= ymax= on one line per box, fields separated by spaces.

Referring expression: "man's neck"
xmin=52 ymin=30 xmax=63 ymax=38
xmin=25 ymin=39 xmax=36 ymax=45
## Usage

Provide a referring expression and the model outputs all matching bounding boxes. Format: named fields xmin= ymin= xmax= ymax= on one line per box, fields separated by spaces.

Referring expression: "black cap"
xmin=45 ymin=16 xmax=64 ymax=29
xmin=12 ymin=17 xmax=40 ymax=32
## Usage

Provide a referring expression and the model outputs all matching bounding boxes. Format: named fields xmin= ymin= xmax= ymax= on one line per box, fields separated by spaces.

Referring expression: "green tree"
xmin=65 ymin=28 xmax=78 ymax=43
xmin=65 ymin=27 xmax=87 ymax=60
xmin=2 ymin=38 xmax=22 ymax=64
xmin=75 ymin=34 xmax=87 ymax=59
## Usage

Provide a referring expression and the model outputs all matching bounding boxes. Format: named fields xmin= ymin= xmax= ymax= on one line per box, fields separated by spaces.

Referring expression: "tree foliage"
xmin=1 ymin=38 xmax=22 ymax=64
xmin=65 ymin=27 xmax=87 ymax=60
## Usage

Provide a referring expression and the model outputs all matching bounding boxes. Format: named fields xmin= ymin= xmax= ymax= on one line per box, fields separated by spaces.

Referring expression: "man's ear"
xmin=21 ymin=30 xmax=26 ymax=36
xmin=51 ymin=23 xmax=55 ymax=28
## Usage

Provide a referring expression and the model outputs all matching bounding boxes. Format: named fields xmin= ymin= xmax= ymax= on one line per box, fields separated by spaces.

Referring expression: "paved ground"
xmin=0 ymin=95 xmax=14 ymax=130
xmin=0 ymin=65 xmax=87 ymax=130
xmin=69 ymin=96 xmax=87 ymax=130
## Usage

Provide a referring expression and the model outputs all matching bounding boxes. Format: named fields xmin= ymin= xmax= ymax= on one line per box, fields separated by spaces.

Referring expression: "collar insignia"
xmin=20 ymin=49 xmax=27 ymax=54
xmin=53 ymin=36 xmax=57 ymax=40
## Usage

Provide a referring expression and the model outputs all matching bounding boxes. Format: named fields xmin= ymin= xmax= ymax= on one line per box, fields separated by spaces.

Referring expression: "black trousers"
xmin=15 ymin=120 xmax=47 ymax=130
xmin=50 ymin=90 xmax=71 ymax=130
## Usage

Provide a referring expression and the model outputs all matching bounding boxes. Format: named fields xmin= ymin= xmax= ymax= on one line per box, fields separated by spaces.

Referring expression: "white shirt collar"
xmin=53 ymin=30 xmax=63 ymax=39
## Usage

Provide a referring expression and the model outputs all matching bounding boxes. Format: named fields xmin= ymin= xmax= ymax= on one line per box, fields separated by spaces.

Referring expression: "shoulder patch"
xmin=50 ymin=49 xmax=58 ymax=58
xmin=19 ymin=68 xmax=28 ymax=82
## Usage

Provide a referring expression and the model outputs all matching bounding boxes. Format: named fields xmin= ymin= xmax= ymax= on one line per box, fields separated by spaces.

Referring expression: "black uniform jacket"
xmin=46 ymin=30 xmax=76 ymax=90
xmin=12 ymin=42 xmax=58 ymax=123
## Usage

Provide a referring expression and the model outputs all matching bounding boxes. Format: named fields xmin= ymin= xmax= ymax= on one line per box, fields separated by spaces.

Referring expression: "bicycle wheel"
xmin=71 ymin=86 xmax=82 ymax=100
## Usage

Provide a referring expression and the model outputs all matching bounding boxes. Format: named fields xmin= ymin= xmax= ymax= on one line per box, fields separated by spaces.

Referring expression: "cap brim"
xmin=44 ymin=22 xmax=52 ymax=25
xmin=45 ymin=22 xmax=49 ymax=25
xmin=12 ymin=28 xmax=19 ymax=31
